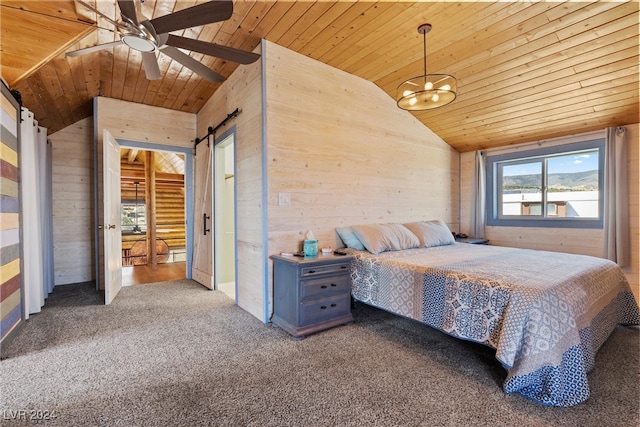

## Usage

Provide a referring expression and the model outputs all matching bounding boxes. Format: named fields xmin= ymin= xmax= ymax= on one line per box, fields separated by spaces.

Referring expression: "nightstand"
xmin=455 ymin=237 xmax=489 ymax=245
xmin=270 ymin=253 xmax=353 ymax=339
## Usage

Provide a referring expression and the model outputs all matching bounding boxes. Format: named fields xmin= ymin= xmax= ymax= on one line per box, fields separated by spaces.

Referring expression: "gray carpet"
xmin=1 ymin=280 xmax=638 ymax=427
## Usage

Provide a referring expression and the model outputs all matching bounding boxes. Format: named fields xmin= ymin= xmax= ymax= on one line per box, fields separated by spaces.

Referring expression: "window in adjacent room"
xmin=121 ymin=201 xmax=146 ymax=233
xmin=486 ymin=138 xmax=604 ymax=228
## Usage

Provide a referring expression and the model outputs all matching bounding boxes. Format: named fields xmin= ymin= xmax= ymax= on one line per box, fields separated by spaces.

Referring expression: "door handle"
xmin=104 ymin=224 xmax=116 ymax=230
xmin=204 ymin=214 xmax=211 ymax=235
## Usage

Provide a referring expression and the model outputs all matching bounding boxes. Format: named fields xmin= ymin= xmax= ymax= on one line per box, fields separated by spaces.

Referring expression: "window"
xmin=121 ymin=200 xmax=146 ymax=233
xmin=486 ymin=139 xmax=604 ymax=228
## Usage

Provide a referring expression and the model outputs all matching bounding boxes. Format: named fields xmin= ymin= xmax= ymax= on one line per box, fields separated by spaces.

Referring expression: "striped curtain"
xmin=1 ymin=85 xmax=22 ymax=344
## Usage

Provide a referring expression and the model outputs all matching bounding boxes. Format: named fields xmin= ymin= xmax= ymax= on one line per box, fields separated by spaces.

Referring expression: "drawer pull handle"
xmin=341 ymin=265 xmax=347 ymax=269
xmin=330 ymin=303 xmax=337 ymax=307
xmin=320 ymin=305 xmax=327 ymax=310
xmin=321 ymin=285 xmax=327 ymax=289
xmin=308 ymin=269 xmax=316 ymax=274
xmin=330 ymin=283 xmax=336 ymax=287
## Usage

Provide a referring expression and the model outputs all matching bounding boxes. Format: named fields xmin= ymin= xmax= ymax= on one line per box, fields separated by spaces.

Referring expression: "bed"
xmin=336 ymin=221 xmax=640 ymax=407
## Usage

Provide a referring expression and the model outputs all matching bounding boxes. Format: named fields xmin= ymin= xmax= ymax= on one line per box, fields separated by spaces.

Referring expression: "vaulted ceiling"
xmin=1 ymin=1 xmax=638 ymax=152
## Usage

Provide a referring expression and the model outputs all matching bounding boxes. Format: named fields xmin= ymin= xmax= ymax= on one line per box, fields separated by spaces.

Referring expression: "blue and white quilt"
xmin=349 ymin=243 xmax=640 ymax=407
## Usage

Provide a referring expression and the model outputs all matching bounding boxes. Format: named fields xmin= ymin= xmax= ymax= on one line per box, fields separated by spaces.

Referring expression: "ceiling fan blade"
xmin=66 ymin=41 xmax=124 ymax=57
xmin=161 ymin=47 xmax=225 ymax=83
xmin=141 ymin=52 xmax=161 ymax=80
xmin=76 ymin=0 xmax=127 ymax=30
xmin=166 ymin=35 xmax=260 ymax=65
xmin=149 ymin=0 xmax=233 ymax=35
xmin=117 ymin=0 xmax=139 ymax=25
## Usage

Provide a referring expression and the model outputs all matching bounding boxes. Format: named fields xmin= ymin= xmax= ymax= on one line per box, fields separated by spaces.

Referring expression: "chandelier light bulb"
xmin=431 ymin=94 xmax=440 ymax=102
xmin=409 ymin=96 xmax=418 ymax=106
xmin=424 ymin=81 xmax=433 ymax=90
xmin=440 ymin=84 xmax=451 ymax=91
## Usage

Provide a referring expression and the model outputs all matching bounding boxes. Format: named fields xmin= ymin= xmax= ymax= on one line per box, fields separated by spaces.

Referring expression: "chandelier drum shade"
xmin=397 ymin=24 xmax=457 ymax=111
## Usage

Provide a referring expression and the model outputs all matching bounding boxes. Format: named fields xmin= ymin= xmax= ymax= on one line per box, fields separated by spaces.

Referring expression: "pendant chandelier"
xmin=397 ymin=24 xmax=457 ymax=111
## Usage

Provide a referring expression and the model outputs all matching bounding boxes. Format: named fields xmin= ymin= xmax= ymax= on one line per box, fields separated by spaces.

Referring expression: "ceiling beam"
xmin=127 ymin=148 xmax=139 ymax=164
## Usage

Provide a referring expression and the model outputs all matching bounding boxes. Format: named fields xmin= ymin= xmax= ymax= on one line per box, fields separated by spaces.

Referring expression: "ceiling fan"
xmin=66 ymin=0 xmax=260 ymax=83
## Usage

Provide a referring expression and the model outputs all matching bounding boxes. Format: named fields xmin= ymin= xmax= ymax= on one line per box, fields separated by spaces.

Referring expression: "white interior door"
xmin=103 ymin=130 xmax=122 ymax=304
xmin=192 ymin=140 xmax=214 ymax=289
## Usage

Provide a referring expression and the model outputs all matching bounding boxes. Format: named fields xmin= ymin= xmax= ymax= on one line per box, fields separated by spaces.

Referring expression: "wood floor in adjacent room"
xmin=122 ymin=262 xmax=186 ymax=286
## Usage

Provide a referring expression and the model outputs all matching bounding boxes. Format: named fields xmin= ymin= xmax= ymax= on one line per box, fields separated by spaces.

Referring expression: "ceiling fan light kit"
xmin=121 ymin=34 xmax=155 ymax=52
xmin=67 ymin=0 xmax=259 ymax=83
xmin=397 ymin=23 xmax=457 ymax=111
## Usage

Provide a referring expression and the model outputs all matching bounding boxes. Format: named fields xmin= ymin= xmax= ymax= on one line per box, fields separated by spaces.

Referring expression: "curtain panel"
xmin=20 ymin=108 xmax=54 ymax=318
xmin=470 ymin=150 xmax=486 ymax=239
xmin=603 ymin=126 xmax=629 ymax=267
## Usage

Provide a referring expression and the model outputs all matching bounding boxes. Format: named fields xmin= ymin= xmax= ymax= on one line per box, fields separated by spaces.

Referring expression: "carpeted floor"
xmin=1 ymin=280 xmax=638 ymax=426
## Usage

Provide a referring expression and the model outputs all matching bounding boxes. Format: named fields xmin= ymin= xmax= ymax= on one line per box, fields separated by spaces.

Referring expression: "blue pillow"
xmin=335 ymin=227 xmax=366 ymax=250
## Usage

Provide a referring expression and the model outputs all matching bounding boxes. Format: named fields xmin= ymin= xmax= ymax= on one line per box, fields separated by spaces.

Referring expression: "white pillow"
xmin=351 ymin=223 xmax=420 ymax=254
xmin=403 ymin=220 xmax=455 ymax=247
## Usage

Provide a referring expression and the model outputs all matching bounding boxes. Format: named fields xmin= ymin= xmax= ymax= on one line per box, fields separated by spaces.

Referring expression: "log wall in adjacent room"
xmin=120 ymin=158 xmax=185 ymax=264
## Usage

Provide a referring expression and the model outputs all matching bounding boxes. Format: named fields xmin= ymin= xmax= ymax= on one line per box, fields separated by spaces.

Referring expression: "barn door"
xmin=103 ymin=129 xmax=123 ymax=304
xmin=192 ymin=139 xmax=214 ymax=289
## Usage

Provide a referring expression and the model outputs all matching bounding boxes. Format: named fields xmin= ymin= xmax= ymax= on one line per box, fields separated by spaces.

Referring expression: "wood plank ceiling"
xmin=1 ymin=1 xmax=638 ymax=152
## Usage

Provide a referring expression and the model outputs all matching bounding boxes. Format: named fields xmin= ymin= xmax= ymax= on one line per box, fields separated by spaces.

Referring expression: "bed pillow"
xmin=403 ymin=220 xmax=455 ymax=248
xmin=335 ymin=226 xmax=366 ymax=250
xmin=351 ymin=223 xmax=420 ymax=254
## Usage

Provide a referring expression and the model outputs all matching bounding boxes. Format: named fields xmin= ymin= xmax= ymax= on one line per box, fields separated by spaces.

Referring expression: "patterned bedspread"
xmin=349 ymin=243 xmax=640 ymax=406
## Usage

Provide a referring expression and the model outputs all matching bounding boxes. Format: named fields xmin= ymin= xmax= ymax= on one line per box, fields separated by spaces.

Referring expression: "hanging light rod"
xmin=397 ymin=23 xmax=457 ymax=111
xmin=132 ymin=181 xmax=142 ymax=234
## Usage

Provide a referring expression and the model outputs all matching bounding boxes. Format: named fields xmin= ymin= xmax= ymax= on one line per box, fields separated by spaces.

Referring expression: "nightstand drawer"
xmin=300 ymin=295 xmax=350 ymax=326
xmin=301 ymin=275 xmax=350 ymax=301
xmin=301 ymin=263 xmax=350 ymax=277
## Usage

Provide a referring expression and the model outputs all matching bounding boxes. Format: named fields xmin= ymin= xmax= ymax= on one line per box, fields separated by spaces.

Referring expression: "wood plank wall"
xmin=48 ymin=117 xmax=94 ymax=285
xmin=0 ymin=83 xmax=22 ymax=344
xmin=196 ymin=45 xmax=264 ymax=320
xmin=94 ymin=97 xmax=195 ymax=289
xmin=264 ymin=41 xmax=459 ymax=316
xmin=459 ymin=123 xmax=639 ymax=303
xmin=48 ymin=101 xmax=193 ymax=288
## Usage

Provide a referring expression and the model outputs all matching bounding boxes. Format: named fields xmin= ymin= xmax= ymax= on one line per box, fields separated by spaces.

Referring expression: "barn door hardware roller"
xmin=194 ymin=108 xmax=240 ymax=148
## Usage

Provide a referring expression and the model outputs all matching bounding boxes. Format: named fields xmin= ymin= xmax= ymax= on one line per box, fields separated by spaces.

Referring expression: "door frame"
xmin=94 ymin=139 xmax=194 ymax=290
xmin=213 ymin=128 xmax=237 ymax=299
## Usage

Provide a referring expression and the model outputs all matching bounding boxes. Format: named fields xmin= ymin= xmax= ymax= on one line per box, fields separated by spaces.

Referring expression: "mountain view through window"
xmin=500 ymin=149 xmax=599 ymax=218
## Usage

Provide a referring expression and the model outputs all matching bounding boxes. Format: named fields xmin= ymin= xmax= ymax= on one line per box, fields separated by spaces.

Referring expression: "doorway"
xmin=214 ymin=134 xmax=236 ymax=300
xmin=120 ymin=148 xmax=187 ymax=286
